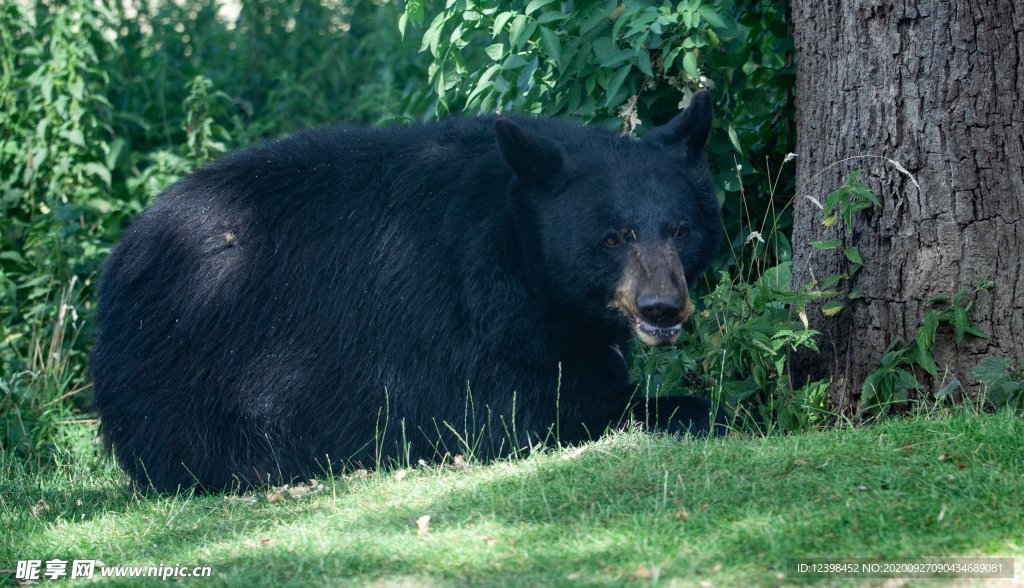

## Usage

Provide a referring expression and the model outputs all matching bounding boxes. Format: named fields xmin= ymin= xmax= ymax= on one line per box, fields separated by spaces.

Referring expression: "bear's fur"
xmin=91 ymin=91 xmax=722 ymax=492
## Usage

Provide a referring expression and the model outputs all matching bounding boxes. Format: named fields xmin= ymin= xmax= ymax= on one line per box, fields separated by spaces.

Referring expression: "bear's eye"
xmin=674 ymin=224 xmax=689 ymax=240
xmin=603 ymin=232 xmax=623 ymax=248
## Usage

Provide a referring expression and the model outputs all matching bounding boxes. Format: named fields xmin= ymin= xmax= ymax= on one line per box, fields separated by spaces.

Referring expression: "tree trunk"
xmin=790 ymin=0 xmax=1023 ymax=412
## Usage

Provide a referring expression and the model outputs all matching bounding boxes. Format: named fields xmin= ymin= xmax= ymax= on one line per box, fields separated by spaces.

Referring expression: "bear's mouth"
xmin=629 ymin=314 xmax=683 ymax=347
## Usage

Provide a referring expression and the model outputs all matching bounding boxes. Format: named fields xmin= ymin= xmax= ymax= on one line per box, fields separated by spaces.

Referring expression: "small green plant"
xmin=857 ymin=283 xmax=993 ymax=416
xmin=798 ymin=164 xmax=993 ymax=418
xmin=633 ymin=157 xmax=831 ymax=434
xmin=862 ymin=279 xmax=993 ymax=415
xmin=859 ymin=340 xmax=924 ymax=415
xmin=182 ymin=76 xmax=232 ymax=164
xmin=0 ymin=278 xmax=88 ymax=467
xmin=914 ymin=281 xmax=993 ymax=377
xmin=821 ymin=169 xmax=881 ymax=233
xmin=972 ymin=356 xmax=1024 ymax=411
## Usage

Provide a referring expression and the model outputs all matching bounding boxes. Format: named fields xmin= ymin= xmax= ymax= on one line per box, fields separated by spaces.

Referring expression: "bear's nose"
xmin=636 ymin=294 xmax=683 ymax=326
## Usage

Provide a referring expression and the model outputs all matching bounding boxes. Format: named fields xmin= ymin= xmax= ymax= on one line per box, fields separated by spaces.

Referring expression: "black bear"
xmin=91 ymin=90 xmax=722 ymax=492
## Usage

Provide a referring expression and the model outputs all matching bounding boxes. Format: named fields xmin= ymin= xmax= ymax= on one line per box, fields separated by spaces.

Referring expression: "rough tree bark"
xmin=790 ymin=1 xmax=1023 ymax=412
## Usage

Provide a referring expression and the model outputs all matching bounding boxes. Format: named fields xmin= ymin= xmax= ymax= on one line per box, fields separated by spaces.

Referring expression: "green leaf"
xmin=81 ymin=162 xmax=111 ymax=187
xmin=86 ymin=197 xmax=114 ymax=214
xmin=914 ymin=340 xmax=938 ymax=377
xmin=536 ymin=12 xmax=568 ymax=24
xmin=434 ymin=68 xmax=446 ymax=99
xmin=41 ymin=78 xmax=53 ymax=103
xmin=395 ymin=0 xmax=419 ymax=37
xmin=697 ymin=6 xmax=725 ymax=28
xmin=578 ymin=3 xmax=610 ymax=34
xmin=823 ymin=186 xmax=844 ymax=218
xmin=963 ymin=323 xmax=987 ymax=340
xmin=502 ymin=54 xmax=528 ymax=70
xmin=662 ymin=46 xmax=682 ymax=71
xmin=406 ymin=0 xmax=424 ymax=28
xmin=895 ymin=368 xmax=921 ymax=394
xmin=761 ymin=261 xmax=792 ymax=291
xmin=822 ymin=273 xmax=847 ymax=290
xmin=525 ymin=0 xmax=556 ymax=15
xmin=604 ymin=64 xmax=631 ymax=107
xmin=636 ymin=50 xmax=653 ymax=77
xmin=398 ymin=12 xmax=408 ymax=38
xmin=916 ymin=309 xmax=940 ymax=352
xmin=861 ymin=372 xmax=883 ymax=406
xmin=485 ymin=43 xmax=505 ymax=61
xmin=509 ymin=15 xmax=530 ymax=51
xmin=682 ymin=51 xmax=699 ymax=80
xmin=722 ymin=376 xmax=759 ymax=403
xmin=62 ymin=130 xmax=86 ymax=147
xmin=973 ymin=356 xmax=1022 ymax=391
xmin=105 ymin=137 xmax=126 ymax=169
xmin=843 ymin=246 xmax=863 ymax=265
xmin=0 ymin=251 xmax=26 ymax=264
xmin=420 ymin=13 xmax=446 ymax=56
xmin=935 ymin=378 xmax=961 ymax=400
xmin=538 ymin=27 xmax=561 ymax=67
xmin=852 ymin=182 xmax=881 ymax=207
xmin=973 ymin=356 xmax=1024 ymax=408
xmin=810 ymin=240 xmax=841 ymax=250
xmin=952 ymin=308 xmax=985 ymax=346
xmin=466 ymin=64 xmax=501 ymax=104
xmin=492 ymin=12 xmax=513 ymax=37
xmin=749 ymin=332 xmax=776 ymax=354
xmin=727 ymin=125 xmax=742 ymax=154
xmin=599 ymin=49 xmax=633 ymax=69
xmin=821 ymin=301 xmax=844 ymax=317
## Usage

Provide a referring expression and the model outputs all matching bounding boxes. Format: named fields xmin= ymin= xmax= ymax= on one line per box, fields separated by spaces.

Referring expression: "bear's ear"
xmin=645 ymin=89 xmax=713 ymax=158
xmin=494 ymin=119 xmax=564 ymax=186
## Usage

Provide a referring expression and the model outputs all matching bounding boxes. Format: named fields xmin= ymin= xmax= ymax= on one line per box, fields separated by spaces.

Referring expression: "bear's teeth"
xmin=637 ymin=320 xmax=681 ymax=338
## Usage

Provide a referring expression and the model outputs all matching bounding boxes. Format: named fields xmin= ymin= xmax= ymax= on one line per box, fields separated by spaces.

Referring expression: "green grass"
xmin=2 ymin=410 xmax=1022 ymax=586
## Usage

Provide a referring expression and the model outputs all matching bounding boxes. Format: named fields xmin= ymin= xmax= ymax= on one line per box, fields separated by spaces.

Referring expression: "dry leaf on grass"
xmin=267 ymin=480 xmax=323 ymax=503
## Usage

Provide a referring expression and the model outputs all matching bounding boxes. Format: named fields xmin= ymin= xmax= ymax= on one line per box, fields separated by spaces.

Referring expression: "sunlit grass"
xmin=2 ymin=410 xmax=1021 ymax=586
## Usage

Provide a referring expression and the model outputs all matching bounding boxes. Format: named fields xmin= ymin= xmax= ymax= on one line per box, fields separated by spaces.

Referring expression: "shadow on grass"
xmin=9 ymin=412 xmax=1023 ymax=585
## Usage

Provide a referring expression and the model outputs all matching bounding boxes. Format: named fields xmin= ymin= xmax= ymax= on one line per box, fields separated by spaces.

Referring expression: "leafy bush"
xmin=972 ymin=356 xmax=1024 ymax=411
xmin=0 ymin=0 xmax=429 ymax=461
xmin=407 ymin=0 xmax=795 ymax=276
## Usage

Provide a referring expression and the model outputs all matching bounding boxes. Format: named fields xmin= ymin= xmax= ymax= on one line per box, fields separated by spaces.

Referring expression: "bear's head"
xmin=495 ymin=91 xmax=719 ymax=347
